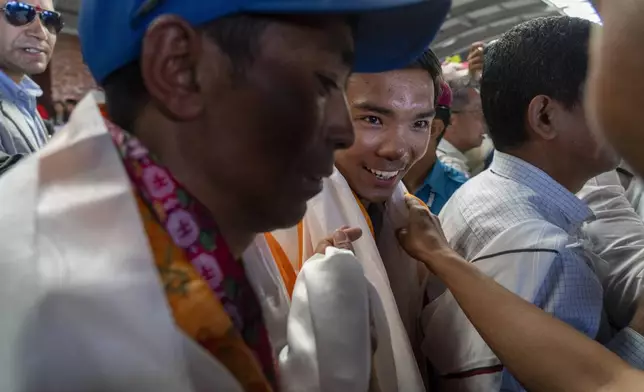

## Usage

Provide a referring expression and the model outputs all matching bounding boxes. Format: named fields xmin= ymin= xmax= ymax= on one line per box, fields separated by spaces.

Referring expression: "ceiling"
xmin=55 ymin=0 xmax=598 ymax=58
xmin=431 ymin=0 xmax=561 ymax=59
xmin=432 ymin=0 xmax=601 ymax=59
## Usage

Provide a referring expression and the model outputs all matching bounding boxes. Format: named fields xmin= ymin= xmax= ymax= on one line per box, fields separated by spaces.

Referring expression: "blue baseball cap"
xmin=79 ymin=0 xmax=451 ymax=84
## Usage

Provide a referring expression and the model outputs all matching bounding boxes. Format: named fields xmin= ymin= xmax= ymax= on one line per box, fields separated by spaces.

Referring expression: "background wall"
xmin=50 ymin=33 xmax=97 ymax=102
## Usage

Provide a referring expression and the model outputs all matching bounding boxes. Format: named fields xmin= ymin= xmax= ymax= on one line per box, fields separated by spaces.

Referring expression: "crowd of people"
xmin=1 ymin=0 xmax=644 ymax=391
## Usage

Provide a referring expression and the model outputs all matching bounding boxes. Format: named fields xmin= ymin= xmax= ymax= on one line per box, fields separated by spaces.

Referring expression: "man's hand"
xmin=396 ymin=195 xmax=455 ymax=271
xmin=467 ymin=42 xmax=485 ymax=77
xmin=314 ymin=226 xmax=362 ymax=255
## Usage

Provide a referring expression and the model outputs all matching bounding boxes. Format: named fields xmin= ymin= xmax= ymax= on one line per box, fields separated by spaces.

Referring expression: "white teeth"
xmin=24 ymin=48 xmax=42 ymax=53
xmin=366 ymin=167 xmax=399 ymax=180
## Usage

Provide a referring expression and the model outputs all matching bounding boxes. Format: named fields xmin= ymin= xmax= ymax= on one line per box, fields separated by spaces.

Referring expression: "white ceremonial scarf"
xmin=0 ymin=92 xmax=374 ymax=392
xmin=272 ymin=168 xmax=439 ymax=392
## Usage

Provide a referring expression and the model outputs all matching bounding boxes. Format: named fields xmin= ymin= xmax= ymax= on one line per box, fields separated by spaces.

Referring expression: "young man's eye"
xmin=360 ymin=116 xmax=383 ymax=125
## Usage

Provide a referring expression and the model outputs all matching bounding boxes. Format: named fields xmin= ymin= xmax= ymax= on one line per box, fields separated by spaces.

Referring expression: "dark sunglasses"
xmin=0 ymin=1 xmax=64 ymax=34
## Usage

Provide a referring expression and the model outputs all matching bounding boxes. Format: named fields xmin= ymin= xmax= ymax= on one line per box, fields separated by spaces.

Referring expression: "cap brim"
xmin=351 ymin=0 xmax=451 ymax=72
xmin=245 ymin=0 xmax=451 ymax=73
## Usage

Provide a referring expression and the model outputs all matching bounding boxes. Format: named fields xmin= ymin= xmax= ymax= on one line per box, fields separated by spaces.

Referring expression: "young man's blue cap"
xmin=79 ymin=0 xmax=451 ymax=84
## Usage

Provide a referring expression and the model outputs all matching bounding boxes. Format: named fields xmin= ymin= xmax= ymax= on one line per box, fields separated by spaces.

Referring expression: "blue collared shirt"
xmin=0 ymin=70 xmax=48 ymax=152
xmin=414 ymin=160 xmax=468 ymax=215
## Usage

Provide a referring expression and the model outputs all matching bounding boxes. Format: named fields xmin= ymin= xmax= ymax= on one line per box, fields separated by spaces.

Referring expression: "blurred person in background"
xmin=271 ymin=49 xmax=444 ymax=390
xmin=64 ymin=97 xmax=77 ymax=115
xmin=52 ymin=99 xmax=67 ymax=126
xmin=0 ymin=0 xmax=62 ymax=175
xmin=463 ymin=41 xmax=494 ymax=175
xmin=437 ymin=58 xmax=486 ymax=178
xmin=0 ymin=0 xmax=451 ymax=391
xmin=405 ymin=81 xmax=468 ymax=215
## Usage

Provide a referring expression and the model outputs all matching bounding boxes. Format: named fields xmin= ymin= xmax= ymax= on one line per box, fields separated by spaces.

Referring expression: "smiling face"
xmin=336 ymin=69 xmax=436 ymax=203
xmin=0 ymin=0 xmax=57 ymax=80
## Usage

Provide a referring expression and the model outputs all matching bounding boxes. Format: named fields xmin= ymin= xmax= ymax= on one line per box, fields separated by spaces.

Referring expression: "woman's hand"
xmin=314 ymin=226 xmax=363 ymax=255
xmin=397 ymin=195 xmax=456 ymax=270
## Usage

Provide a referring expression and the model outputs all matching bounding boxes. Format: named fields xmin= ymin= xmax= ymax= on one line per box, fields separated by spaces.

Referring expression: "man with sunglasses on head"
xmin=0 ymin=0 xmax=63 ymax=175
xmin=0 ymin=0 xmax=450 ymax=391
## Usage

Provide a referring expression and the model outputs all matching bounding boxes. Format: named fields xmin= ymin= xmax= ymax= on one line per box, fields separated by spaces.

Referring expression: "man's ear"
xmin=430 ymin=120 xmax=446 ymax=141
xmin=527 ymin=95 xmax=558 ymax=141
xmin=140 ymin=15 xmax=205 ymax=121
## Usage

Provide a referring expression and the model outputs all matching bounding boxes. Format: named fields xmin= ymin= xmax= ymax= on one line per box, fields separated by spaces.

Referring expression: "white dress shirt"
xmin=619 ymin=163 xmax=644 ymax=219
xmin=578 ymin=170 xmax=644 ymax=329
xmin=436 ymin=139 xmax=471 ymax=178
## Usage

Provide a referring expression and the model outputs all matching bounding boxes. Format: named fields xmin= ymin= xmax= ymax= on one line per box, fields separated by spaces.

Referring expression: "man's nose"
xmin=377 ymin=126 xmax=407 ymax=162
xmin=25 ymin=15 xmax=48 ymax=40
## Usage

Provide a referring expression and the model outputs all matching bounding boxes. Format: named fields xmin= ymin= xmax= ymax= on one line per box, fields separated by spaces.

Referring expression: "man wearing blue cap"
xmin=0 ymin=0 xmax=450 ymax=391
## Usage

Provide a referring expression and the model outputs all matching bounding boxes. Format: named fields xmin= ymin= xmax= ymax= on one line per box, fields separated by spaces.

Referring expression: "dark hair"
xmin=406 ymin=49 xmax=442 ymax=103
xmin=434 ymin=107 xmax=450 ymax=142
xmin=102 ymin=14 xmax=271 ymax=131
xmin=480 ymin=16 xmax=592 ymax=151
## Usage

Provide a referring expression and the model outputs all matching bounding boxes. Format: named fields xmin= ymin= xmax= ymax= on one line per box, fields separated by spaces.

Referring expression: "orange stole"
xmin=135 ymin=196 xmax=273 ymax=392
xmin=264 ymin=232 xmax=296 ymax=297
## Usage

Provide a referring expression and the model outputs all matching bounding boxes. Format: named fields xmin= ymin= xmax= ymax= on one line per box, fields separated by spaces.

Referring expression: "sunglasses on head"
xmin=0 ymin=1 xmax=64 ymax=34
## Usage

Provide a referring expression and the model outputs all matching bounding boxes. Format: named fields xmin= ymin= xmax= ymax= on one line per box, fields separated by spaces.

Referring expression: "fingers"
xmin=343 ymin=227 xmax=363 ymax=242
xmin=470 ymin=41 xmax=484 ymax=49
xmin=468 ymin=42 xmax=484 ymax=55
xmin=404 ymin=195 xmax=433 ymax=226
xmin=315 ymin=226 xmax=363 ymax=255
xmin=314 ymin=238 xmax=334 ymax=255
xmin=332 ymin=229 xmax=352 ymax=250
xmin=332 ymin=227 xmax=363 ymax=252
xmin=467 ymin=43 xmax=485 ymax=73
xmin=404 ymin=194 xmax=428 ymax=210
xmin=469 ymin=57 xmax=483 ymax=67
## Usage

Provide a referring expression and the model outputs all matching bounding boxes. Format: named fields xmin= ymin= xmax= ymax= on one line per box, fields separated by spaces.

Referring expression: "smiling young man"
xmin=0 ymin=0 xmax=62 ymax=174
xmin=0 ymin=0 xmax=452 ymax=391
xmin=271 ymin=49 xmax=444 ymax=389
